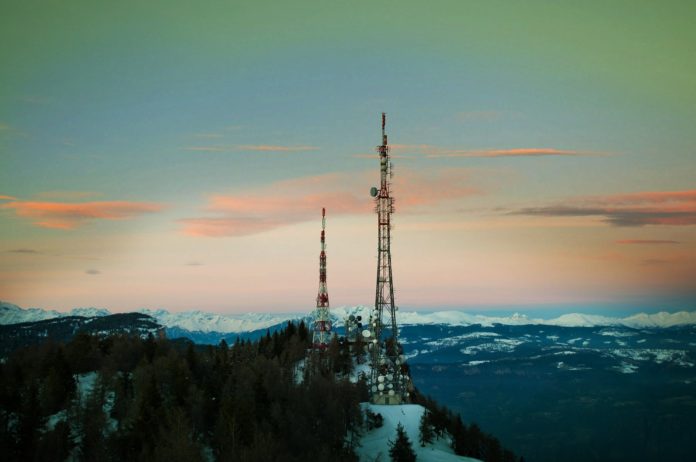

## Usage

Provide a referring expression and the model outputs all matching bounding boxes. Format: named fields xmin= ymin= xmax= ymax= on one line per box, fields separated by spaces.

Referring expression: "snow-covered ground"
xmin=357 ymin=403 xmax=481 ymax=462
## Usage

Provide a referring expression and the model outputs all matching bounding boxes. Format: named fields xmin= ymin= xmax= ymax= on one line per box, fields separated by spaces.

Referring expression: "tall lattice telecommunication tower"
xmin=312 ymin=208 xmax=331 ymax=349
xmin=368 ymin=113 xmax=410 ymax=404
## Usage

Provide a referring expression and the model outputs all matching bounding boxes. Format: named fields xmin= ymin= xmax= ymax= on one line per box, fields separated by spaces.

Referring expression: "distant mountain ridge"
xmin=2 ymin=301 xmax=696 ymax=333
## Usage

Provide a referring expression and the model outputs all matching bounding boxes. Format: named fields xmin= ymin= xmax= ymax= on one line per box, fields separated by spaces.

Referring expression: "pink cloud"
xmin=427 ymin=147 xmax=580 ymax=158
xmin=182 ymin=168 xmax=478 ymax=237
xmin=1 ymin=200 xmax=164 ymax=229
xmin=0 ymin=195 xmax=17 ymax=201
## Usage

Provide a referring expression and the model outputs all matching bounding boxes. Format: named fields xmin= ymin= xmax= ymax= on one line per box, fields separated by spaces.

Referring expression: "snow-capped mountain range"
xmin=2 ymin=301 xmax=696 ymax=333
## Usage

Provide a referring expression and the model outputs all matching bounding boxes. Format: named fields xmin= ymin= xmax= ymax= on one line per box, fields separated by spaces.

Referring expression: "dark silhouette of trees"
xmin=0 ymin=321 xmax=517 ymax=462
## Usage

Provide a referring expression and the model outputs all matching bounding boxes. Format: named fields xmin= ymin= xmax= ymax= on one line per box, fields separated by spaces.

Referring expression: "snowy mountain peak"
xmin=69 ymin=307 xmax=111 ymax=318
xmin=2 ymin=301 xmax=696 ymax=332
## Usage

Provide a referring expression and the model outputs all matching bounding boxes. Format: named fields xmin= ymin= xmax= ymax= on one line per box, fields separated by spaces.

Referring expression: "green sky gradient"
xmin=1 ymin=1 xmax=694 ymax=312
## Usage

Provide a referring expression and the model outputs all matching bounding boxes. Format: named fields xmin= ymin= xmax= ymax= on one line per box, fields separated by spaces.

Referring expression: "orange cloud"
xmin=182 ymin=168 xmax=478 ymax=237
xmin=514 ymin=189 xmax=696 ymax=227
xmin=0 ymin=195 xmax=17 ymax=201
xmin=1 ymin=200 xmax=164 ymax=229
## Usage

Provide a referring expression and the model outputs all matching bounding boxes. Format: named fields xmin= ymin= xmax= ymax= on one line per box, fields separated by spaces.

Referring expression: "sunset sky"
xmin=1 ymin=1 xmax=694 ymax=314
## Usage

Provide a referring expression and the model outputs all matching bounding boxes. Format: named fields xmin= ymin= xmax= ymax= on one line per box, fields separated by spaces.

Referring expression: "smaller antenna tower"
xmin=312 ymin=208 xmax=331 ymax=349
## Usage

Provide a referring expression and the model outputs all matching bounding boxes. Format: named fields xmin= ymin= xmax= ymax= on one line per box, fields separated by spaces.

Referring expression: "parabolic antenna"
xmin=362 ymin=330 xmax=371 ymax=338
xmin=370 ymin=186 xmax=378 ymax=197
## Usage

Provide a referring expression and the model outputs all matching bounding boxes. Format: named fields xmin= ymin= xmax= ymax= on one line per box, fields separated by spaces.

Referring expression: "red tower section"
xmin=312 ymin=208 xmax=331 ymax=349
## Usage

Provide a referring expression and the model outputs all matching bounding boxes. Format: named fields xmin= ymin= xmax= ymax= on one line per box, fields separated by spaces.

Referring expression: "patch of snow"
xmin=460 ymin=338 xmax=524 ymax=355
xmin=599 ymin=329 xmax=637 ymax=338
xmin=609 ymin=349 xmax=694 ymax=367
xmin=75 ymin=372 xmax=99 ymax=405
xmin=614 ymin=362 xmax=639 ymax=374
xmin=294 ymin=359 xmax=306 ymax=385
xmin=464 ymin=360 xmax=490 ymax=366
xmin=45 ymin=409 xmax=68 ymax=431
xmin=103 ymin=391 xmax=118 ymax=433
xmin=350 ymin=361 xmax=372 ymax=384
xmin=424 ymin=332 xmax=501 ymax=349
xmin=357 ymin=403 xmax=481 ymax=462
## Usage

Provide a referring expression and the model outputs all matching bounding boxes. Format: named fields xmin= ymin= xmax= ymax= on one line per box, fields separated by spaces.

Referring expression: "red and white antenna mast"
xmin=312 ymin=208 xmax=331 ymax=349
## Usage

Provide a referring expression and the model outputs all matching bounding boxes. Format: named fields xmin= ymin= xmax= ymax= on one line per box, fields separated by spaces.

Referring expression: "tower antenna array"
xmin=368 ymin=113 xmax=409 ymax=404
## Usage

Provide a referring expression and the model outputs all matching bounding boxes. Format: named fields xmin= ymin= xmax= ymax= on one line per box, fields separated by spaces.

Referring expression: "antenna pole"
xmin=369 ymin=113 xmax=409 ymax=404
xmin=312 ymin=208 xmax=331 ymax=349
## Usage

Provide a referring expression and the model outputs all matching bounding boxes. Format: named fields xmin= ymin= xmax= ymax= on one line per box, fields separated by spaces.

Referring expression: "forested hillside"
xmin=0 ymin=322 xmax=517 ymax=461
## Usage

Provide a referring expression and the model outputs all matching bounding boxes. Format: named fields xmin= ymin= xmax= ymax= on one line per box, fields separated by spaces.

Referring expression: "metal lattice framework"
xmin=368 ymin=113 xmax=409 ymax=404
xmin=312 ymin=208 xmax=331 ymax=349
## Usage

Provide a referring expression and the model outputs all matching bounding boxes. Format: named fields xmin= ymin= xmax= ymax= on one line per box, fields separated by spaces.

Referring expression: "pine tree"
xmin=419 ymin=410 xmax=434 ymax=447
xmin=389 ymin=423 xmax=416 ymax=462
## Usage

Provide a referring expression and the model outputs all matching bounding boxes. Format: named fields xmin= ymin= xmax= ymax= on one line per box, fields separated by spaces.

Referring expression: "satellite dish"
xmin=349 ymin=315 xmax=355 ymax=321
xmin=370 ymin=186 xmax=378 ymax=197
xmin=356 ymin=316 xmax=362 ymax=321
xmin=371 ymin=386 xmax=377 ymax=392
xmin=357 ymin=323 xmax=363 ymax=329
xmin=378 ymin=375 xmax=385 ymax=382
xmin=388 ymin=390 xmax=395 ymax=396
xmin=378 ymin=384 xmax=385 ymax=391
xmin=362 ymin=330 xmax=371 ymax=338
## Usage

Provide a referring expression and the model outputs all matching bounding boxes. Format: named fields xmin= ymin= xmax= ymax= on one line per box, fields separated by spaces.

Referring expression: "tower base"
xmin=370 ymin=393 xmax=404 ymax=405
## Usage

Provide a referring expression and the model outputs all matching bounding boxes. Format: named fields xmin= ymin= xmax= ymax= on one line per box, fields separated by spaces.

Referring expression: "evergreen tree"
xmin=34 ymin=421 xmax=73 ymax=462
xmin=419 ymin=410 xmax=434 ymax=447
xmin=79 ymin=380 xmax=108 ymax=461
xmin=389 ymin=423 xmax=416 ymax=462
xmin=152 ymin=407 xmax=203 ymax=462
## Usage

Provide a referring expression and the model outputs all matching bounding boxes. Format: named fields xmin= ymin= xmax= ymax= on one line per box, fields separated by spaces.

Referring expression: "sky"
xmin=1 ymin=0 xmax=695 ymax=314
